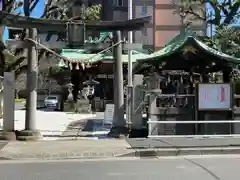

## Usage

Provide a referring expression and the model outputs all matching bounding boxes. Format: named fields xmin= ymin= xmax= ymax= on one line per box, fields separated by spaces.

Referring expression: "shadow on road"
xmin=62 ymin=118 xmax=112 ymax=138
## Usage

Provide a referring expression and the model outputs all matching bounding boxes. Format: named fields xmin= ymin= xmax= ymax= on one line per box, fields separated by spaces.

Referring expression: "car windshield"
xmin=46 ymin=96 xmax=57 ymax=100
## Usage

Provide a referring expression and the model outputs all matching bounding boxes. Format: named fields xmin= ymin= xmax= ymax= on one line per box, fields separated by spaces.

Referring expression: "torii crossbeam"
xmin=0 ymin=11 xmax=151 ymax=32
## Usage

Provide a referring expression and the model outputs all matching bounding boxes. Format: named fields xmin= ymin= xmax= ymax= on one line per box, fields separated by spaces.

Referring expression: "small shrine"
xmin=133 ymin=32 xmax=240 ymax=137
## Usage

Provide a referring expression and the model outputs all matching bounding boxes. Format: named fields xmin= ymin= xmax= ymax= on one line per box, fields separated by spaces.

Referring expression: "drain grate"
xmin=137 ymin=150 xmax=158 ymax=157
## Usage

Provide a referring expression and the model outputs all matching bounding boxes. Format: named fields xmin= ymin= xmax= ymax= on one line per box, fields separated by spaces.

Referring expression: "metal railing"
xmin=148 ymin=121 xmax=240 ymax=138
xmin=147 ymin=93 xmax=240 ymax=138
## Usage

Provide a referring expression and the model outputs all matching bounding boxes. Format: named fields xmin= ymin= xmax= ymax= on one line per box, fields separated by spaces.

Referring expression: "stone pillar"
xmin=1 ymin=72 xmax=16 ymax=140
xmin=148 ymin=74 xmax=160 ymax=136
xmin=112 ymin=31 xmax=124 ymax=127
xmin=0 ymin=76 xmax=4 ymax=116
xmin=18 ymin=28 xmax=41 ymax=140
xmin=132 ymin=74 xmax=144 ymax=129
xmin=109 ymin=31 xmax=127 ymax=137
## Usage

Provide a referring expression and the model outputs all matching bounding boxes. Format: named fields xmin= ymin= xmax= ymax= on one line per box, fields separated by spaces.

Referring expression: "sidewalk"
xmin=2 ymin=138 xmax=240 ymax=160
xmin=0 ymin=139 xmax=134 ymax=160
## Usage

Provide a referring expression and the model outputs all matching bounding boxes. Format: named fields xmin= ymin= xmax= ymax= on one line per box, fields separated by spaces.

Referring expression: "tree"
xmin=1 ymin=0 xmax=102 ymax=76
xmin=1 ymin=0 xmax=102 ymax=98
xmin=4 ymin=0 xmax=102 ymax=100
xmin=0 ymin=0 xmax=40 ymax=76
xmin=210 ymin=26 xmax=240 ymax=57
xmin=173 ymin=0 xmax=240 ymax=57
xmin=174 ymin=0 xmax=240 ymax=26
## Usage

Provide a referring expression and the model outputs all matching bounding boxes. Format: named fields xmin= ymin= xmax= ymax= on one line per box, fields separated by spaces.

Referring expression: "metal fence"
xmin=147 ymin=93 xmax=240 ymax=138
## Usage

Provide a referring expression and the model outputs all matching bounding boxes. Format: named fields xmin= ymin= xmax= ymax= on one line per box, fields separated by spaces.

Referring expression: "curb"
xmin=126 ymin=147 xmax=240 ymax=157
xmin=2 ymin=147 xmax=240 ymax=161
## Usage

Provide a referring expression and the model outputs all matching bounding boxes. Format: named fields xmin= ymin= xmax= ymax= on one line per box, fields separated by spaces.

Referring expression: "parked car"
xmin=44 ymin=95 xmax=61 ymax=110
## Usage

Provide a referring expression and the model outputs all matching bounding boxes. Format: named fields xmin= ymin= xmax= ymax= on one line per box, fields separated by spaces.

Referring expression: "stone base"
xmin=129 ymin=128 xmax=148 ymax=138
xmin=16 ymin=130 xmax=41 ymax=141
xmin=108 ymin=126 xmax=129 ymax=138
xmin=0 ymin=131 xmax=17 ymax=140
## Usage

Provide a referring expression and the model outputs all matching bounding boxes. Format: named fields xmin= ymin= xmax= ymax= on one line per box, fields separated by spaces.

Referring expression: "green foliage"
xmin=174 ymin=0 xmax=240 ymax=58
xmin=48 ymin=66 xmax=70 ymax=86
xmin=203 ymin=26 xmax=240 ymax=57
xmin=0 ymin=0 xmax=41 ymax=75
xmin=84 ymin=4 xmax=102 ymax=20
xmin=15 ymin=98 xmax=25 ymax=102
xmin=174 ymin=0 xmax=240 ymax=26
xmin=43 ymin=1 xmax=102 ymax=21
xmin=50 ymin=66 xmax=66 ymax=74
xmin=0 ymin=0 xmax=102 ymax=78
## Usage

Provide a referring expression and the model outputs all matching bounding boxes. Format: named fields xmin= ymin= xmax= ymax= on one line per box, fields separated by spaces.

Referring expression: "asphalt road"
xmin=0 ymin=155 xmax=240 ymax=180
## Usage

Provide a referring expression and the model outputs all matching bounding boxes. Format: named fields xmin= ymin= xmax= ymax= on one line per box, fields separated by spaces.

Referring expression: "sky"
xmin=3 ymin=0 xmax=45 ymax=40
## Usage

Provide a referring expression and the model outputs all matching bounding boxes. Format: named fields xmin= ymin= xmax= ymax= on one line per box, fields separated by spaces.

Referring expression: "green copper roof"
xmin=85 ymin=32 xmax=112 ymax=43
xmin=60 ymin=49 xmax=149 ymax=64
xmin=137 ymin=34 xmax=240 ymax=64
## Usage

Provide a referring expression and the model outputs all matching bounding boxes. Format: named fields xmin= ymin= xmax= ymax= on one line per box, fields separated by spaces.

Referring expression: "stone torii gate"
xmin=0 ymin=11 xmax=151 ymax=139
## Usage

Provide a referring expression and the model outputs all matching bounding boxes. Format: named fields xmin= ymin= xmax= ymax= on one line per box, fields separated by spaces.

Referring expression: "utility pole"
xmin=18 ymin=0 xmax=40 ymax=140
xmin=127 ymin=0 xmax=133 ymax=129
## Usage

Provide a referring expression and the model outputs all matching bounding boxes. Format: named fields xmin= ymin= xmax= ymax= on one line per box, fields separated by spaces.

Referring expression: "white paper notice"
xmin=104 ymin=104 xmax=115 ymax=122
xmin=198 ymin=83 xmax=231 ymax=110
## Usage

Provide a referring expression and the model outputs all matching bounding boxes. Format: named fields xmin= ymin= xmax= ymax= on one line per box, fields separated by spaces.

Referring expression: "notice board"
xmin=198 ymin=83 xmax=232 ymax=110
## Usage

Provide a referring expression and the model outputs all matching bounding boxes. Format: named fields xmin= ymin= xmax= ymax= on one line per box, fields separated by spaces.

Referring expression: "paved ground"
xmin=0 ymin=139 xmax=133 ymax=160
xmin=2 ymin=138 xmax=240 ymax=160
xmin=127 ymin=137 xmax=240 ymax=148
xmin=0 ymin=155 xmax=240 ymax=180
xmin=0 ymin=110 xmax=96 ymax=138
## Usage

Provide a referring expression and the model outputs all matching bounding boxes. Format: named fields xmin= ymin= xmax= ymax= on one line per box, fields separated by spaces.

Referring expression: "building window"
xmin=141 ymin=6 xmax=147 ymax=16
xmin=114 ymin=0 xmax=123 ymax=7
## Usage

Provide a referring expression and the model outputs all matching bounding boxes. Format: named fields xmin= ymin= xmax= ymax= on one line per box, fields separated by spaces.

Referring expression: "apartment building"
xmin=112 ymin=0 xmax=206 ymax=50
xmin=72 ymin=0 xmax=206 ymax=50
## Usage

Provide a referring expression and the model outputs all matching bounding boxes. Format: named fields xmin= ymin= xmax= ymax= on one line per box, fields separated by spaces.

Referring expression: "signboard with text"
xmin=198 ymin=83 xmax=232 ymax=111
xmin=104 ymin=104 xmax=115 ymax=123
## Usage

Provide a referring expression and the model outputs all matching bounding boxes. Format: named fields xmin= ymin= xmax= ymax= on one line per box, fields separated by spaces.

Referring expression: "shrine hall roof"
xmin=137 ymin=33 xmax=240 ymax=64
xmin=85 ymin=32 xmax=112 ymax=43
xmin=60 ymin=49 xmax=149 ymax=64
